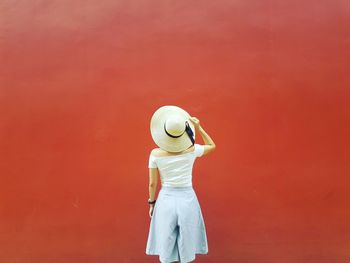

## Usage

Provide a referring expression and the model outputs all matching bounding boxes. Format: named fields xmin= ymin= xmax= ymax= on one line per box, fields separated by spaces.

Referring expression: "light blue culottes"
xmin=146 ymin=186 xmax=208 ymax=263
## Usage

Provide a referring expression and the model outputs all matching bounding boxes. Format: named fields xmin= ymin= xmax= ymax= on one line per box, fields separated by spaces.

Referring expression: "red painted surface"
xmin=1 ymin=0 xmax=350 ymax=262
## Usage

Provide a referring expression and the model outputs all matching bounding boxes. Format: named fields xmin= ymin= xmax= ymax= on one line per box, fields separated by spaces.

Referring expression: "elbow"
xmin=209 ymin=144 xmax=216 ymax=154
xmin=149 ymin=182 xmax=157 ymax=188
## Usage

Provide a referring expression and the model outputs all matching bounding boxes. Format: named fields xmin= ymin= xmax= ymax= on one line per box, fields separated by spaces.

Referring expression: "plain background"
xmin=1 ymin=0 xmax=350 ymax=262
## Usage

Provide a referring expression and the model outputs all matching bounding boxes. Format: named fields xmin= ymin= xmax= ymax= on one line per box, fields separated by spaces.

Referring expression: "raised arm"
xmin=189 ymin=117 xmax=216 ymax=156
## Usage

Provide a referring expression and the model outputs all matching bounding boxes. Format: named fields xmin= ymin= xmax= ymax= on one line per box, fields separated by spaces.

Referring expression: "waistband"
xmin=161 ymin=185 xmax=194 ymax=191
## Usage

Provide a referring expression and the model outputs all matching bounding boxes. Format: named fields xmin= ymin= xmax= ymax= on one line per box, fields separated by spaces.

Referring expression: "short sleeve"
xmin=194 ymin=144 xmax=205 ymax=157
xmin=148 ymin=154 xmax=158 ymax=168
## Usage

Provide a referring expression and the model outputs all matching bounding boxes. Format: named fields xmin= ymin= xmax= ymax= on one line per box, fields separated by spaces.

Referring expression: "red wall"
xmin=1 ymin=1 xmax=350 ymax=262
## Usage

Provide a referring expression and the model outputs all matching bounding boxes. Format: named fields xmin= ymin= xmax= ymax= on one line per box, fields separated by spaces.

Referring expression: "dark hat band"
xmin=164 ymin=122 xmax=185 ymax=138
xmin=164 ymin=121 xmax=195 ymax=146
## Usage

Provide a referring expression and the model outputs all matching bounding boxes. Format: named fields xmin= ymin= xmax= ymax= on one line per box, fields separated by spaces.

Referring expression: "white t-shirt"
xmin=148 ymin=144 xmax=205 ymax=187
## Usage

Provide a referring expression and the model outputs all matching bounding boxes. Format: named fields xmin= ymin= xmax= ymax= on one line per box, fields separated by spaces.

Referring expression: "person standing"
xmin=145 ymin=105 xmax=216 ymax=263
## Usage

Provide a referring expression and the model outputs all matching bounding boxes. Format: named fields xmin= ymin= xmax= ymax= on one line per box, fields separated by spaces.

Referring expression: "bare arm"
xmin=148 ymin=168 xmax=158 ymax=201
xmin=198 ymin=125 xmax=216 ymax=155
xmin=148 ymin=167 xmax=158 ymax=218
xmin=190 ymin=117 xmax=216 ymax=156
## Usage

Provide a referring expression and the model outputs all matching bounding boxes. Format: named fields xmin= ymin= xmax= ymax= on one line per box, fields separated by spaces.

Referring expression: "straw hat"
xmin=150 ymin=105 xmax=196 ymax=153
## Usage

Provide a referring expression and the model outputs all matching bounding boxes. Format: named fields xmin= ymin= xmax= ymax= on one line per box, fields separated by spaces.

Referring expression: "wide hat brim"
xmin=150 ymin=105 xmax=196 ymax=153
